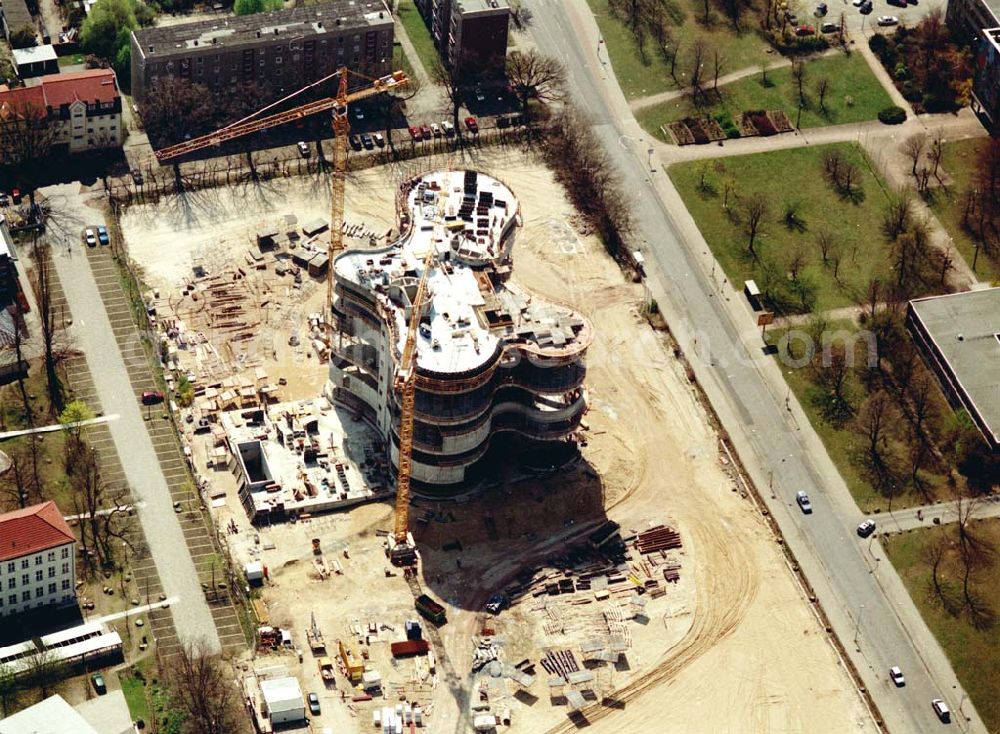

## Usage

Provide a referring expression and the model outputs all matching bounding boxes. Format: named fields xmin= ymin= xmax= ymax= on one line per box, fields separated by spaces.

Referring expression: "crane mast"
xmin=388 ymin=246 xmax=437 ymax=568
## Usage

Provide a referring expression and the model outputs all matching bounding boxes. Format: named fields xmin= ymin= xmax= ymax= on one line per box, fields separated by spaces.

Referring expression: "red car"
xmin=420 ymin=124 xmax=432 ymax=139
xmin=464 ymin=116 xmax=479 ymax=133
xmin=795 ymin=24 xmax=816 ymax=35
xmin=408 ymin=125 xmax=422 ymax=141
xmin=141 ymin=390 xmax=165 ymax=405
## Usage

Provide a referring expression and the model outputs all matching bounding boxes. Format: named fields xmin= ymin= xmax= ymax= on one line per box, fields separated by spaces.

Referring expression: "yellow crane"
xmin=388 ymin=245 xmax=437 ymax=568
xmin=154 ymin=68 xmax=409 ymax=316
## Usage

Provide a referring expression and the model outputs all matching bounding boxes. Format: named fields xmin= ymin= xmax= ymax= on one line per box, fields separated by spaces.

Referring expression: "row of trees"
xmin=80 ymin=0 xmax=156 ymax=80
xmin=959 ymin=138 xmax=1000 ymax=272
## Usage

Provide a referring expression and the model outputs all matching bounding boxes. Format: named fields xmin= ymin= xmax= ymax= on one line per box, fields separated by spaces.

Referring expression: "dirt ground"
xmin=123 ymin=144 xmax=876 ymax=733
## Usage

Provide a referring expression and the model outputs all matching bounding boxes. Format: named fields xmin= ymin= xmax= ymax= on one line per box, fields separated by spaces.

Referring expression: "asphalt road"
xmin=523 ymin=2 xmax=984 ymax=732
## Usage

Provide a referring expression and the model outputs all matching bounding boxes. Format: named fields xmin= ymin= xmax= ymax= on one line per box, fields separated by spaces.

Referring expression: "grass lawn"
xmin=925 ymin=138 xmax=1000 ymax=284
xmin=887 ymin=520 xmax=1000 ymax=731
xmin=392 ymin=42 xmax=415 ymax=81
xmin=396 ymin=0 xmax=441 ymax=76
xmin=638 ymin=51 xmax=894 ymax=140
xmin=763 ymin=321 xmax=954 ymax=512
xmin=119 ymin=666 xmax=152 ymax=724
xmin=587 ymin=0 xmax=771 ymax=100
xmin=57 ymin=53 xmax=85 ymax=67
xmin=669 ymin=143 xmax=893 ymax=313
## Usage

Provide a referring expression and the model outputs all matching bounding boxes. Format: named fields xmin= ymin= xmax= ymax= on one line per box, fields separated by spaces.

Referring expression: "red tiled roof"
xmin=0 ymin=501 xmax=75 ymax=562
xmin=0 ymin=70 xmax=118 ymax=120
xmin=40 ymin=69 xmax=119 ymax=107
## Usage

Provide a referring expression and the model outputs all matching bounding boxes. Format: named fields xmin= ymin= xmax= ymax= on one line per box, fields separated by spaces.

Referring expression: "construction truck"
xmin=306 ymin=613 xmax=326 ymax=654
xmin=415 ymin=594 xmax=447 ymax=626
xmin=318 ymin=656 xmax=335 ymax=683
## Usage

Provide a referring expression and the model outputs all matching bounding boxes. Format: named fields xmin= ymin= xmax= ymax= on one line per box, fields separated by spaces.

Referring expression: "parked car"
xmin=465 ymin=116 xmax=479 ymax=133
xmin=349 ymin=135 xmax=363 ymax=151
xmin=297 ymin=141 xmax=311 ymax=158
xmin=931 ymin=698 xmax=951 ymax=723
xmin=795 ymin=24 xmax=816 ymax=35
xmin=360 ymin=133 xmax=374 ymax=150
xmin=130 ymin=169 xmax=144 ymax=186
xmin=141 ymin=390 xmax=164 ymax=406
xmin=857 ymin=519 xmax=877 ymax=538
xmin=308 ymin=692 xmax=321 ymax=715
xmin=851 ymin=0 xmax=863 ymax=6
xmin=859 ymin=2 xmax=874 ymax=14
xmin=821 ymin=21 xmax=838 ymax=32
xmin=373 ymin=132 xmax=385 ymax=147
xmin=886 ymin=0 xmax=907 ymax=7
xmin=441 ymin=120 xmax=455 ymax=137
xmin=877 ymin=14 xmax=899 ymax=25
xmin=96 ymin=225 xmax=109 ymax=246
xmin=91 ymin=672 xmax=107 ymax=695
xmin=83 ymin=228 xmax=97 ymax=247
xmin=795 ymin=491 xmax=813 ymax=514
xmin=889 ymin=666 xmax=905 ymax=687
xmin=485 ymin=593 xmax=508 ymax=614
xmin=11 ymin=188 xmax=21 ymax=205
xmin=420 ymin=124 xmax=432 ymax=139
xmin=430 ymin=122 xmax=442 ymax=137
xmin=408 ymin=125 xmax=422 ymax=141
xmin=815 ymin=2 xmax=828 ymax=15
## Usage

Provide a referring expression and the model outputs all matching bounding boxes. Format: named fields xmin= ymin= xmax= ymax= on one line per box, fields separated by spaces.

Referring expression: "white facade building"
xmin=0 ymin=501 xmax=77 ymax=617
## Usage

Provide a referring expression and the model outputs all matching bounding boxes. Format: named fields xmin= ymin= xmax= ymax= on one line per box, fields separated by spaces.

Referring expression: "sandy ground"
xmin=128 ymin=144 xmax=876 ymax=733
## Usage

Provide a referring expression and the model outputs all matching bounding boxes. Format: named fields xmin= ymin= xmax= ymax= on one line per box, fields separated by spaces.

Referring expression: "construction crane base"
xmin=387 ymin=533 xmax=418 ymax=567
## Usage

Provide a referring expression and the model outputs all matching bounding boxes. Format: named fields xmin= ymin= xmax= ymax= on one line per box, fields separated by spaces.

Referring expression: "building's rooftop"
xmin=222 ymin=400 xmax=385 ymax=517
xmin=132 ymin=0 xmax=392 ymax=58
xmin=0 ymin=0 xmax=32 ymax=35
xmin=0 ymin=695 xmax=99 ymax=734
xmin=910 ymin=287 xmax=1000 ymax=447
xmin=454 ymin=0 xmax=510 ymax=13
xmin=260 ymin=675 xmax=304 ymax=715
xmin=0 ymin=500 xmax=75 ymax=562
xmin=11 ymin=44 xmax=57 ymax=68
xmin=334 ymin=171 xmax=590 ymax=376
xmin=0 ymin=69 xmax=118 ymax=118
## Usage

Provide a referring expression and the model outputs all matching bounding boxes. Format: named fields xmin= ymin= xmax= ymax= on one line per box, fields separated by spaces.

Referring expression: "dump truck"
xmin=415 ymin=594 xmax=447 ymax=625
xmin=390 ymin=639 xmax=430 ymax=658
xmin=318 ymin=656 xmax=335 ymax=682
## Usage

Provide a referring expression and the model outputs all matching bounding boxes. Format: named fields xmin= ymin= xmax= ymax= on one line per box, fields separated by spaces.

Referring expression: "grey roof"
xmin=12 ymin=45 xmax=58 ymax=66
xmin=909 ymin=288 xmax=1000 ymax=447
xmin=0 ymin=695 xmax=100 ymax=734
xmin=132 ymin=0 xmax=391 ymax=59
xmin=1 ymin=0 xmax=32 ymax=33
xmin=454 ymin=0 xmax=509 ymax=13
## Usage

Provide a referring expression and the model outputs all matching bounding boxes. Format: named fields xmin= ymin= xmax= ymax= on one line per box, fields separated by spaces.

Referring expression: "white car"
xmin=889 ymin=666 xmax=905 ymax=687
xmin=795 ymin=491 xmax=813 ymax=514
xmin=83 ymin=228 xmax=97 ymax=247
xmin=852 ymin=0 xmax=864 ymax=7
xmin=932 ymin=698 xmax=951 ymax=723
xmin=441 ymin=120 xmax=455 ymax=137
xmin=430 ymin=123 xmax=442 ymax=137
xmin=877 ymin=15 xmax=898 ymax=25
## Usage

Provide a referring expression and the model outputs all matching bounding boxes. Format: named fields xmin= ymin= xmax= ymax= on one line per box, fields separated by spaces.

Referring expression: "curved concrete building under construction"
xmin=326 ymin=170 xmax=591 ymax=494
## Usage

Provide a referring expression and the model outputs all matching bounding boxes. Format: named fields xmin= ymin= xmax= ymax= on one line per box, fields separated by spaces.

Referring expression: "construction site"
xmin=117 ymin=136 xmax=879 ymax=731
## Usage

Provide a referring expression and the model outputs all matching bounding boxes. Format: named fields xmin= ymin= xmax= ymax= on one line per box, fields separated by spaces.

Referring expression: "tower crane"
xmin=154 ymin=67 xmax=409 ymax=317
xmin=387 ymin=245 xmax=437 ymax=568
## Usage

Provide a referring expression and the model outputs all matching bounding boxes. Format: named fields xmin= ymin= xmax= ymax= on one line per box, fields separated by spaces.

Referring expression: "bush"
xmin=893 ymin=63 xmax=909 ymax=81
xmin=877 ymin=105 xmax=906 ymax=125
xmin=868 ymin=34 xmax=889 ymax=54
xmin=9 ymin=24 xmax=36 ymax=48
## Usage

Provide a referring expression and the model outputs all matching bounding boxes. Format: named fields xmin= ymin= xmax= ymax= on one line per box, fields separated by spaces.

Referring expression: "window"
xmin=35 ymin=556 xmax=41 ymax=566
xmin=47 ymin=552 xmax=55 ymax=562
xmin=35 ymin=587 xmax=43 ymax=598
xmin=6 ymin=579 xmax=13 ymax=590
xmin=61 ymin=579 xmax=70 ymax=590
xmin=61 ymin=548 xmax=69 ymax=559
xmin=0 ymin=598 xmax=3 ymax=607
xmin=61 ymin=563 xmax=69 ymax=574
xmin=48 ymin=567 xmax=55 ymax=578
xmin=7 ymin=594 xmax=15 ymax=605
xmin=21 ymin=574 xmax=28 ymax=586
xmin=21 ymin=559 xmax=28 ymax=570
xmin=48 ymin=583 xmax=56 ymax=594
xmin=6 ymin=563 xmax=13 ymax=573
xmin=21 ymin=591 xmax=30 ymax=602
xmin=276 ymin=56 xmax=282 ymax=64
xmin=34 ymin=570 xmax=43 ymax=582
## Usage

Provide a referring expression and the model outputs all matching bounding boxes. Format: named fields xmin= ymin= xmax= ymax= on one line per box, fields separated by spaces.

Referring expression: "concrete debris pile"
xmin=471 ymin=638 xmax=499 ymax=672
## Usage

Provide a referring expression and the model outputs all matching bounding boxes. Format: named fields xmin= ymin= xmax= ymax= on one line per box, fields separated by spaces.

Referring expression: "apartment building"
xmin=0 ymin=69 xmax=123 ymax=160
xmin=328 ymin=170 xmax=591 ymax=495
xmin=947 ymin=0 xmax=1000 ymax=42
xmin=416 ymin=0 xmax=509 ymax=76
xmin=0 ymin=501 xmax=77 ymax=617
xmin=130 ymin=1 xmax=394 ymax=104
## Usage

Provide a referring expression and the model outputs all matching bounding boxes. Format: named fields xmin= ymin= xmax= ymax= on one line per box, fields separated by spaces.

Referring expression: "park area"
xmin=587 ymin=0 xmax=771 ymax=100
xmin=887 ymin=518 xmax=1000 ymax=732
xmin=669 ymin=143 xmax=894 ymax=314
xmin=638 ymin=51 xmax=894 ymax=141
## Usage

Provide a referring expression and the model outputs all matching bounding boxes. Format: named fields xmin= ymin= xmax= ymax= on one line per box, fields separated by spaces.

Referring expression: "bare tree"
xmin=816 ymin=227 xmax=836 ymax=265
xmin=857 ymin=390 xmax=896 ymax=474
xmin=167 ymin=638 xmax=244 ymax=734
xmin=881 ymin=189 xmax=914 ymax=241
xmin=954 ymin=491 xmax=996 ymax=627
xmin=0 ymin=441 xmax=42 ymax=510
xmin=928 ymin=128 xmax=945 ymax=183
xmin=743 ymin=194 xmax=768 ymax=259
xmin=816 ymin=77 xmax=830 ymax=114
xmin=28 ymin=236 xmax=68 ymax=413
xmin=689 ymin=39 xmax=708 ymax=105
xmin=505 ymin=49 xmax=566 ymax=118
xmin=712 ymin=49 xmax=725 ymax=96
xmin=0 ymin=99 xmax=59 ymax=203
xmin=901 ymin=133 xmax=927 ymax=179
xmin=923 ymin=534 xmax=953 ymax=612
xmin=26 ymin=648 xmax=65 ymax=699
xmin=431 ymin=59 xmax=466 ymax=139
xmin=792 ymin=58 xmax=807 ymax=110
xmin=0 ymin=662 xmax=18 ymax=717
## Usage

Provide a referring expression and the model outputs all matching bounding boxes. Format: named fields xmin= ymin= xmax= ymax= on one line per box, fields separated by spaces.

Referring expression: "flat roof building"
xmin=130 ymin=0 xmax=394 ymax=104
xmin=907 ymin=288 xmax=1000 ymax=451
xmin=416 ymin=0 xmax=509 ymax=77
xmin=11 ymin=45 xmax=59 ymax=79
